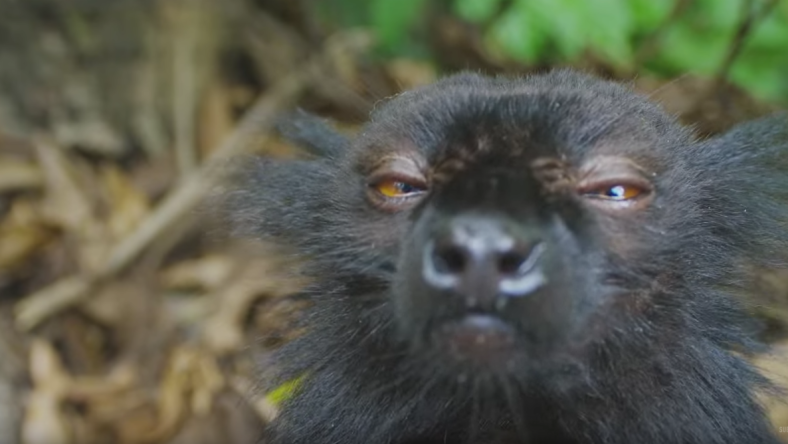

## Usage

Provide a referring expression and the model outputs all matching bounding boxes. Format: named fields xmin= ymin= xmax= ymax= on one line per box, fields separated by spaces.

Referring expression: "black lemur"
xmin=227 ymin=70 xmax=788 ymax=443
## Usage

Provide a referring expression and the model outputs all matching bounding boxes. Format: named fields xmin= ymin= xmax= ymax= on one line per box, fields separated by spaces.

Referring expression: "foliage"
xmin=318 ymin=0 xmax=788 ymax=103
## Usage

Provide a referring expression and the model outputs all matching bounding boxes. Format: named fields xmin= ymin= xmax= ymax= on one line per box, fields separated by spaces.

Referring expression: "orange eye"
xmin=374 ymin=179 xmax=426 ymax=198
xmin=584 ymin=184 xmax=647 ymax=201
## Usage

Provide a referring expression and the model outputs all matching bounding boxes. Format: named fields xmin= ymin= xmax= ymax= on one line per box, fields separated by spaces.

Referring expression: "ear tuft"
xmin=694 ymin=113 xmax=788 ymax=268
xmin=276 ymin=109 xmax=349 ymax=158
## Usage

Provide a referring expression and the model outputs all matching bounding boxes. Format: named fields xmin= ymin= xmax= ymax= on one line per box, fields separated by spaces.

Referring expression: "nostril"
xmin=423 ymin=241 xmax=467 ymax=290
xmin=432 ymin=244 xmax=467 ymax=275
xmin=498 ymin=251 xmax=527 ymax=275
xmin=499 ymin=242 xmax=545 ymax=278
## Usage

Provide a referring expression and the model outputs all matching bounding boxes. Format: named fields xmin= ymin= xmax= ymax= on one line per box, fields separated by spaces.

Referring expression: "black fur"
xmin=226 ymin=70 xmax=788 ymax=443
xmin=275 ymin=109 xmax=350 ymax=158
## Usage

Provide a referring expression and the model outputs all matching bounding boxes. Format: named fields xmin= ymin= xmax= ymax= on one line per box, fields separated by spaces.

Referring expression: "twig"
xmin=714 ymin=0 xmax=778 ymax=87
xmin=171 ymin=0 xmax=217 ymax=175
xmin=172 ymin=17 xmax=200 ymax=175
xmin=14 ymin=32 xmax=372 ymax=331
xmin=683 ymin=0 xmax=778 ymax=125
xmin=244 ymin=10 xmax=373 ymax=117
xmin=633 ymin=0 xmax=694 ymax=68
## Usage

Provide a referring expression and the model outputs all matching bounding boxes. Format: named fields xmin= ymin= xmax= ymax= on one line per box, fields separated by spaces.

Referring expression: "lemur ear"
xmin=276 ymin=109 xmax=349 ymax=158
xmin=691 ymin=113 xmax=788 ymax=268
xmin=223 ymin=156 xmax=338 ymax=241
xmin=220 ymin=111 xmax=350 ymax=241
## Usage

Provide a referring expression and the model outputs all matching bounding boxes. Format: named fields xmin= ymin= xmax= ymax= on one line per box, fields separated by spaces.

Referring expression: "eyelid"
xmin=367 ymin=171 xmax=428 ymax=192
xmin=575 ymin=176 xmax=652 ymax=197
xmin=366 ymin=156 xmax=429 ymax=212
xmin=367 ymin=156 xmax=427 ymax=189
xmin=574 ymin=156 xmax=655 ymax=209
xmin=576 ymin=156 xmax=653 ymax=193
xmin=366 ymin=155 xmax=425 ymax=177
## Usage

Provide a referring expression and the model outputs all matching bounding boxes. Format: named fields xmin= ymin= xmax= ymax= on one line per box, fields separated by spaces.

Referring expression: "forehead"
xmin=355 ymin=70 xmax=686 ymax=170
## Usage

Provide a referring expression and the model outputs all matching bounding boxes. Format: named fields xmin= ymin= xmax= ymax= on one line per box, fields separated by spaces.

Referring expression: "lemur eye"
xmin=374 ymin=178 xmax=426 ymax=198
xmin=575 ymin=156 xmax=655 ymax=208
xmin=366 ymin=157 xmax=428 ymax=212
xmin=583 ymin=183 xmax=647 ymax=201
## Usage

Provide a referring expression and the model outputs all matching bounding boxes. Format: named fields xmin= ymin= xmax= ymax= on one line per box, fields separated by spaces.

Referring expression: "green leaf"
xmin=452 ymin=0 xmax=788 ymax=105
xmin=746 ymin=11 xmax=788 ymax=50
xmin=489 ymin=2 xmax=548 ymax=62
xmin=455 ymin=0 xmax=504 ymax=23
xmin=629 ymin=0 xmax=676 ymax=30
xmin=529 ymin=0 xmax=587 ymax=59
xmin=694 ymin=0 xmax=742 ymax=30
xmin=370 ymin=0 xmax=428 ymax=53
xmin=655 ymin=25 xmax=730 ymax=74
xmin=731 ymin=58 xmax=786 ymax=100
xmin=315 ymin=0 xmax=370 ymax=27
xmin=575 ymin=0 xmax=635 ymax=66
xmin=265 ymin=375 xmax=306 ymax=406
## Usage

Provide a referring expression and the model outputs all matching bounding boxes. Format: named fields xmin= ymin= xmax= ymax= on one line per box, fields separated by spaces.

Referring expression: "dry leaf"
xmin=22 ymin=340 xmax=72 ymax=444
xmin=166 ymin=390 xmax=262 ymax=444
xmin=202 ymin=258 xmax=304 ymax=355
xmin=35 ymin=140 xmax=109 ymax=272
xmin=385 ymin=59 xmax=437 ymax=90
xmin=0 ymin=159 xmax=43 ymax=193
xmin=754 ymin=343 xmax=788 ymax=442
xmin=160 ymin=255 xmax=234 ymax=291
xmin=100 ymin=165 xmax=151 ymax=241
xmin=0 ymin=199 xmax=52 ymax=271
xmin=35 ymin=140 xmax=94 ymax=232
xmin=134 ymin=347 xmax=225 ymax=444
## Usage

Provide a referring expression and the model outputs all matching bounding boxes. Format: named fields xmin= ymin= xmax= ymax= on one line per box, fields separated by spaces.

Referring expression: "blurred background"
xmin=1 ymin=0 xmax=788 ymax=443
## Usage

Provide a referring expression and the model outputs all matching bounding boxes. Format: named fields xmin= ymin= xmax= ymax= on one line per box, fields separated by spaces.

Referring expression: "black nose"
xmin=422 ymin=215 xmax=546 ymax=307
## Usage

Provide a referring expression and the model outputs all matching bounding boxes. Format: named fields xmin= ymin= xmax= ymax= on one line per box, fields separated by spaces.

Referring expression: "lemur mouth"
xmin=432 ymin=313 xmax=517 ymax=364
